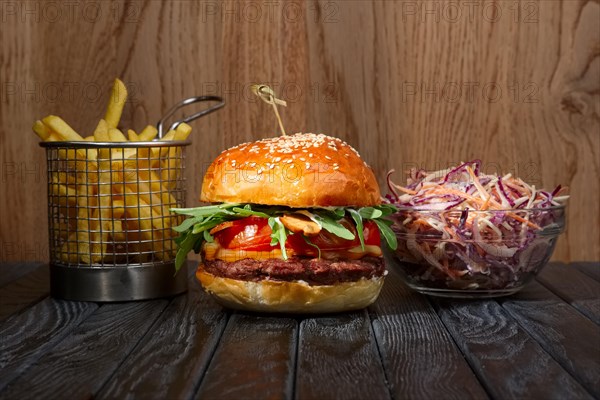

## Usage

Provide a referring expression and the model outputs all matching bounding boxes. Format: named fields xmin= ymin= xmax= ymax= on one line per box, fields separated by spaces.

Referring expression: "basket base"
xmin=50 ymin=263 xmax=188 ymax=302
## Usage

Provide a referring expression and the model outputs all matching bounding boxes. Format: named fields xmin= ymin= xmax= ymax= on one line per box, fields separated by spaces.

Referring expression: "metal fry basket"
xmin=40 ymin=96 xmax=224 ymax=301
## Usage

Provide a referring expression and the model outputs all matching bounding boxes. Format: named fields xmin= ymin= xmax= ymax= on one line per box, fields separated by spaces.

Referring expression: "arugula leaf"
xmin=268 ymin=217 xmax=289 ymax=260
xmin=203 ymin=230 xmax=214 ymax=243
xmin=310 ymin=212 xmax=355 ymax=240
xmin=358 ymin=207 xmax=383 ymax=219
xmin=348 ymin=209 xmax=365 ymax=250
xmin=172 ymin=217 xmax=199 ymax=233
xmin=231 ymin=206 xmax=270 ymax=218
xmin=171 ymin=203 xmax=239 ymax=217
xmin=332 ymin=207 xmax=346 ymax=218
xmin=376 ymin=204 xmax=397 ymax=216
xmin=191 ymin=215 xmax=228 ymax=234
xmin=171 ymin=202 xmax=400 ymax=274
xmin=373 ymin=218 xmax=398 ymax=250
xmin=301 ymin=235 xmax=321 ymax=259
xmin=175 ymin=231 xmax=200 ymax=273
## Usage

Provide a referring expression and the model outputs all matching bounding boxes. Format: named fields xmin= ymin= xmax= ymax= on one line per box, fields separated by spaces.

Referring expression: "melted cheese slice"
xmin=203 ymin=242 xmax=382 ymax=262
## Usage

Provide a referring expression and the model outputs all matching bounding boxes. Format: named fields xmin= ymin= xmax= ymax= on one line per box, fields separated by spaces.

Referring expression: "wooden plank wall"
xmin=0 ymin=1 xmax=598 ymax=262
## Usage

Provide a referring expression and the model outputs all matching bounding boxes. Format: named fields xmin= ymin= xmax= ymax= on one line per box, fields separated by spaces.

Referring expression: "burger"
xmin=172 ymin=133 xmax=396 ymax=313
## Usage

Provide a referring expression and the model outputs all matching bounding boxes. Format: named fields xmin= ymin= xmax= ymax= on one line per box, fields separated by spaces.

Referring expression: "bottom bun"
xmin=196 ymin=264 xmax=385 ymax=313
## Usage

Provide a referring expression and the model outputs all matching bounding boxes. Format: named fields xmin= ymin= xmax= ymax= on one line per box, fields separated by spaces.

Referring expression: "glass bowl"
xmin=389 ymin=206 xmax=565 ymax=298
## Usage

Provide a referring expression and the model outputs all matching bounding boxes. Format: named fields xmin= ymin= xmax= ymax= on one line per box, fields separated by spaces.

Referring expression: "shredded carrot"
xmin=506 ymin=212 xmax=541 ymax=230
xmin=386 ymin=160 xmax=568 ymax=289
xmin=481 ymin=195 xmax=492 ymax=211
xmin=394 ymin=184 xmax=418 ymax=195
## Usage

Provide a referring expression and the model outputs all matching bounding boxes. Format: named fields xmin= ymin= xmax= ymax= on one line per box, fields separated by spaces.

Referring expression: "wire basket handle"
xmin=157 ymin=95 xmax=225 ymax=138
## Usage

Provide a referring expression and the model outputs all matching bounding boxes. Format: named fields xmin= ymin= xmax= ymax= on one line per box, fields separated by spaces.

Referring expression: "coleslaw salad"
xmin=386 ymin=160 xmax=568 ymax=294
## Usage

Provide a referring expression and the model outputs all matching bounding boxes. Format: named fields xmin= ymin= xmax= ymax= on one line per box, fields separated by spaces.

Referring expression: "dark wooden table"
xmin=0 ymin=260 xmax=598 ymax=400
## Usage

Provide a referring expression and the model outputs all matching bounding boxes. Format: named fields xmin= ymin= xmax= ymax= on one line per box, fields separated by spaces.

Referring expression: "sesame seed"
xmin=219 ymin=134 xmax=361 ymax=167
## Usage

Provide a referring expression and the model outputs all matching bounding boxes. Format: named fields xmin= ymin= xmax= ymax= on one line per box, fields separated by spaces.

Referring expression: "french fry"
xmin=123 ymin=177 xmax=169 ymax=225
xmin=156 ymin=123 xmax=191 ymax=186
xmin=45 ymin=117 xmax=94 ymax=162
xmin=111 ymin=199 xmax=126 ymax=219
xmin=95 ymin=148 xmax=114 ymax=261
xmin=42 ymin=115 xmax=84 ymax=141
xmin=160 ymin=129 xmax=176 ymax=141
xmin=78 ymin=147 xmax=98 ymax=162
xmin=174 ymin=122 xmax=192 ymax=140
xmin=50 ymin=183 xmax=78 ymax=202
xmin=59 ymin=233 xmax=81 ymax=263
xmin=51 ymin=172 xmax=76 ymax=185
xmin=89 ymin=208 xmax=105 ymax=262
xmin=109 ymin=128 xmax=127 ymax=142
xmin=104 ymin=78 xmax=128 ymax=129
xmin=124 ymin=189 xmax=174 ymax=260
xmin=109 ymin=128 xmax=129 ymax=159
xmin=161 ymin=156 xmax=181 ymax=190
xmin=153 ymin=231 xmax=177 ymax=261
xmin=93 ymin=119 xmax=110 ymax=142
xmin=138 ymin=169 xmax=178 ymax=208
xmin=75 ymin=178 xmax=98 ymax=264
xmin=110 ymin=220 xmax=127 ymax=242
xmin=139 ymin=125 xmax=158 ymax=141
xmin=34 ymin=78 xmax=192 ymax=265
xmin=124 ymin=189 xmax=155 ymax=237
xmin=45 ymin=132 xmax=62 ymax=142
xmin=161 ymin=123 xmax=191 ymax=188
xmin=33 ymin=120 xmax=51 ymax=140
xmin=53 ymin=221 xmax=72 ymax=241
xmin=128 ymin=129 xmax=140 ymax=141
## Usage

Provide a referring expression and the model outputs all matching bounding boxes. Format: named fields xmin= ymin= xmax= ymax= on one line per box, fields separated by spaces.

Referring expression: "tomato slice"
xmin=212 ymin=216 xmax=381 ymax=256
xmin=214 ymin=217 xmax=273 ymax=251
xmin=286 ymin=219 xmax=380 ymax=254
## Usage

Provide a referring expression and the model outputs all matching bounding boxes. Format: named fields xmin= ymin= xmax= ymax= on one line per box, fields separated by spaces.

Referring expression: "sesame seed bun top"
xmin=200 ymin=133 xmax=381 ymax=207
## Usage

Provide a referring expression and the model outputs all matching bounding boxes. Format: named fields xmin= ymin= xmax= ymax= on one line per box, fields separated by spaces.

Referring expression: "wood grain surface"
xmin=97 ymin=276 xmax=228 ymax=400
xmin=295 ymin=311 xmax=391 ymax=400
xmin=502 ymin=280 xmax=600 ymax=396
xmin=0 ymin=298 xmax=98 ymax=391
xmin=433 ymin=298 xmax=593 ymax=399
xmin=0 ymin=261 xmax=599 ymax=399
xmin=575 ymin=262 xmax=600 ymax=282
xmin=369 ymin=267 xmax=488 ymax=400
xmin=0 ymin=1 xmax=598 ymax=262
xmin=1 ymin=301 xmax=167 ymax=399
xmin=195 ymin=314 xmax=297 ymax=400
xmin=536 ymin=262 xmax=600 ymax=325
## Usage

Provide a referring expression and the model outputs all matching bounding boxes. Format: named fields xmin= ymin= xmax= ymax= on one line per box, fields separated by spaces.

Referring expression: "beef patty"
xmin=202 ymin=256 xmax=385 ymax=285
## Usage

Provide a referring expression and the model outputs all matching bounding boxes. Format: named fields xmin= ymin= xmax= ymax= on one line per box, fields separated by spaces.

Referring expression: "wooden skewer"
xmin=251 ymin=84 xmax=287 ymax=136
